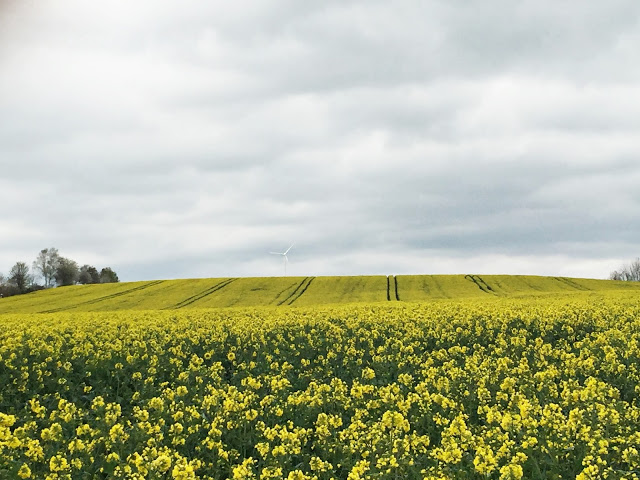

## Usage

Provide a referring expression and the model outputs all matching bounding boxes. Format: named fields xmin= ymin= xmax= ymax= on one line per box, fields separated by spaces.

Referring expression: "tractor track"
xmin=280 ymin=277 xmax=315 ymax=305
xmin=554 ymin=277 xmax=590 ymax=291
xmin=387 ymin=275 xmax=400 ymax=301
xmin=465 ymin=275 xmax=496 ymax=295
xmin=40 ymin=280 xmax=165 ymax=313
xmin=275 ymin=277 xmax=307 ymax=305
xmin=172 ymin=278 xmax=237 ymax=308
xmin=278 ymin=277 xmax=309 ymax=305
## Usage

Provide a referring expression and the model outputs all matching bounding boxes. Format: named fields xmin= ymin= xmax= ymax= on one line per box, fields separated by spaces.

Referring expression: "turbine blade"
xmin=269 ymin=252 xmax=283 ymax=255
xmin=284 ymin=244 xmax=294 ymax=254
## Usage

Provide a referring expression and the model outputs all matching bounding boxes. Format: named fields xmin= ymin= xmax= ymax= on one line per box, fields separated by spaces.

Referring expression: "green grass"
xmin=0 ymin=274 xmax=638 ymax=313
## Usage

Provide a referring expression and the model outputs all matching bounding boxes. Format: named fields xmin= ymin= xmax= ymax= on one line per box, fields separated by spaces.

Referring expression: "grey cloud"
xmin=1 ymin=0 xmax=639 ymax=281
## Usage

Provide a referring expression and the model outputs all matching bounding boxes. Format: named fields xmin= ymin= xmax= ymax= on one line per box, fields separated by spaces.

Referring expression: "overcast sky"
xmin=1 ymin=1 xmax=639 ymax=281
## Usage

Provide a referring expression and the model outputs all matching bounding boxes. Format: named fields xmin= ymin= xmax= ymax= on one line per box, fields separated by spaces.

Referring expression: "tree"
xmin=55 ymin=257 xmax=80 ymax=286
xmin=0 ymin=272 xmax=6 ymax=298
xmin=9 ymin=262 xmax=31 ymax=293
xmin=78 ymin=265 xmax=101 ymax=285
xmin=33 ymin=248 xmax=60 ymax=288
xmin=0 ymin=283 xmax=19 ymax=298
xmin=610 ymin=258 xmax=640 ymax=282
xmin=100 ymin=267 xmax=119 ymax=283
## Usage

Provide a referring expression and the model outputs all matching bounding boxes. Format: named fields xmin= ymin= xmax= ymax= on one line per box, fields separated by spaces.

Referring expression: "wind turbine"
xmin=269 ymin=244 xmax=294 ymax=276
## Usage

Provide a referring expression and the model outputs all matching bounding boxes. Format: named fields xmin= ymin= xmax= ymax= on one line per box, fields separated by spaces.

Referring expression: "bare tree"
xmin=610 ymin=258 xmax=640 ymax=282
xmin=9 ymin=262 xmax=32 ymax=293
xmin=33 ymin=247 xmax=60 ymax=288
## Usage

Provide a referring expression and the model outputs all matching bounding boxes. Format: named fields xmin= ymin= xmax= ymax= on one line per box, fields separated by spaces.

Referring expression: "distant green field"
xmin=292 ymin=276 xmax=388 ymax=306
xmin=395 ymin=274 xmax=640 ymax=301
xmin=0 ymin=274 xmax=638 ymax=313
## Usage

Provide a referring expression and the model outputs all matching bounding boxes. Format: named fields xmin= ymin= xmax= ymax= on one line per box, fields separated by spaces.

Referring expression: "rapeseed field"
xmin=2 ymin=275 xmax=640 ymax=313
xmin=1 ymin=294 xmax=639 ymax=479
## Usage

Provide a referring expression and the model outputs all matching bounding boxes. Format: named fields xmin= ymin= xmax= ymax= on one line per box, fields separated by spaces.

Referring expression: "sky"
xmin=1 ymin=0 xmax=639 ymax=282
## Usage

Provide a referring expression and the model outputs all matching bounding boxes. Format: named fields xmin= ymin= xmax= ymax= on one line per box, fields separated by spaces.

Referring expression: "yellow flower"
xmin=232 ymin=457 xmax=255 ymax=479
xmin=622 ymin=447 xmax=638 ymax=464
xmin=68 ymin=438 xmax=86 ymax=453
xmin=106 ymin=452 xmax=120 ymax=463
xmin=91 ymin=396 xmax=105 ymax=410
xmin=109 ymin=423 xmax=129 ymax=442
xmin=172 ymin=462 xmax=196 ymax=480
xmin=17 ymin=464 xmax=31 ymax=479
xmin=474 ymin=445 xmax=497 ymax=475
xmin=49 ymin=454 xmax=70 ymax=472
xmin=152 ymin=454 xmax=172 ymax=473
xmin=361 ymin=367 xmax=376 ymax=380
xmin=176 ymin=385 xmax=189 ymax=397
xmin=347 ymin=460 xmax=369 ymax=480
xmin=0 ymin=413 xmax=16 ymax=427
xmin=499 ymin=463 xmax=523 ymax=480
xmin=286 ymin=470 xmax=307 ymax=480
xmin=310 ymin=456 xmax=332 ymax=472
xmin=148 ymin=397 xmax=165 ymax=412
xmin=41 ymin=423 xmax=63 ymax=442
xmin=245 ymin=409 xmax=258 ymax=421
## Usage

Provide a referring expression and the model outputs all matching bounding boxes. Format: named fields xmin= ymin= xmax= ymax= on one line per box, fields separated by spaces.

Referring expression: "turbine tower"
xmin=269 ymin=244 xmax=294 ymax=276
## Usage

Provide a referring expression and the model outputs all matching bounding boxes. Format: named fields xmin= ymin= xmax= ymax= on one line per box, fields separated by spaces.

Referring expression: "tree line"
xmin=0 ymin=247 xmax=119 ymax=298
xmin=610 ymin=258 xmax=640 ymax=282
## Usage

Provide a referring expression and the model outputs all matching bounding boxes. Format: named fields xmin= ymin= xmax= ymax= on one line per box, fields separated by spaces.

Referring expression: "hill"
xmin=0 ymin=274 xmax=638 ymax=313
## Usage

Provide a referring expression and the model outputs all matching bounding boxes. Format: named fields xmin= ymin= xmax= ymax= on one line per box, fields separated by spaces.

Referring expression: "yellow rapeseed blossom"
xmin=49 ymin=454 xmax=69 ymax=472
xmin=1 ymin=296 xmax=640 ymax=479
xmin=152 ymin=454 xmax=172 ymax=473
xmin=232 ymin=457 xmax=255 ymax=479
xmin=17 ymin=463 xmax=31 ymax=478
xmin=499 ymin=463 xmax=523 ymax=480
xmin=176 ymin=385 xmax=189 ymax=397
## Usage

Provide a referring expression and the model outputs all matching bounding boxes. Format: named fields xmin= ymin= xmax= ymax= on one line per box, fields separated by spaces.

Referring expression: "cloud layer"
xmin=1 ymin=0 xmax=639 ymax=280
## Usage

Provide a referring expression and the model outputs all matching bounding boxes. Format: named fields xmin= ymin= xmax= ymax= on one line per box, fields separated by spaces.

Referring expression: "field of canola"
xmin=2 ymin=275 xmax=640 ymax=313
xmin=1 ymin=293 xmax=640 ymax=479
